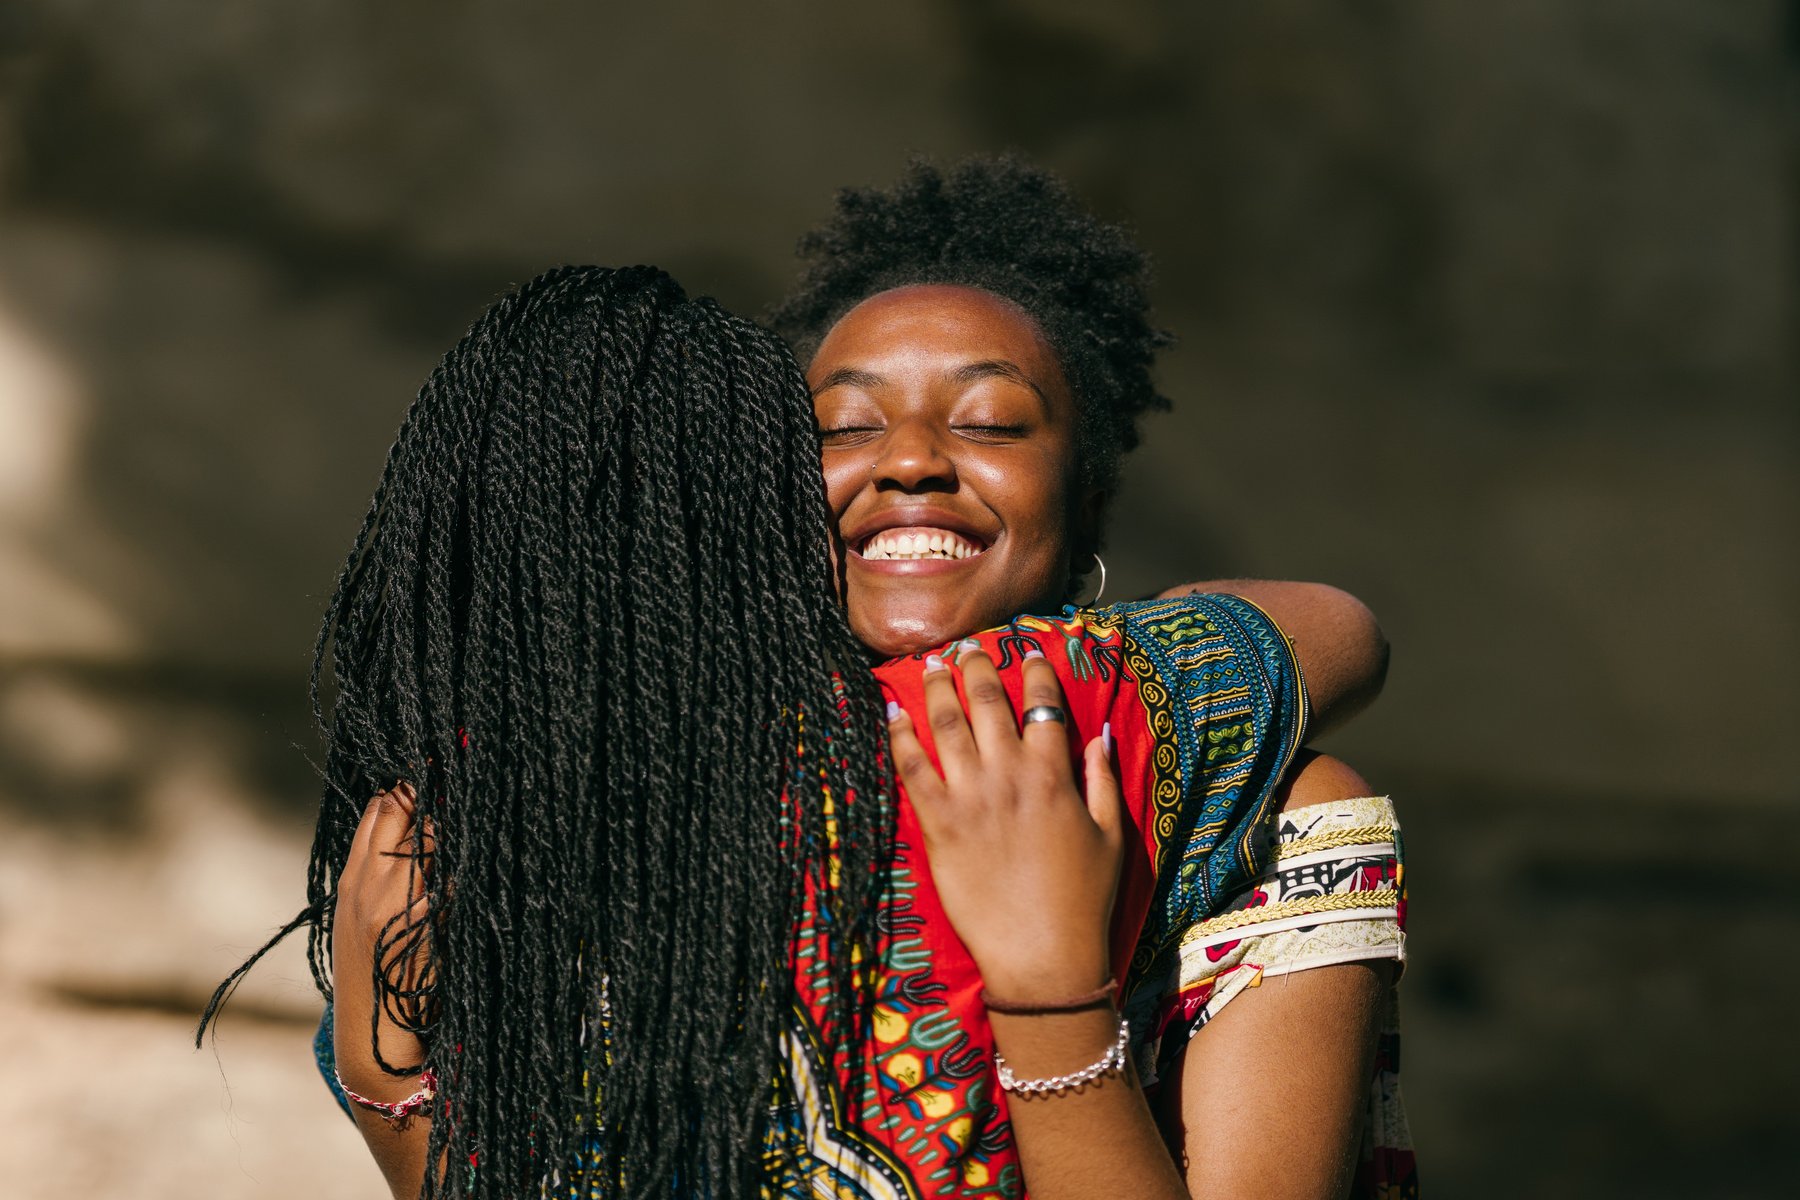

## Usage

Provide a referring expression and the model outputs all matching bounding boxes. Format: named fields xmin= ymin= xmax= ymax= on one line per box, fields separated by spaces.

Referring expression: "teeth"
xmin=860 ymin=528 xmax=984 ymax=561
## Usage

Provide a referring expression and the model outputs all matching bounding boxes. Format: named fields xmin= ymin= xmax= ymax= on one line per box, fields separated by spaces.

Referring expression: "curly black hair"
xmin=768 ymin=153 xmax=1172 ymax=496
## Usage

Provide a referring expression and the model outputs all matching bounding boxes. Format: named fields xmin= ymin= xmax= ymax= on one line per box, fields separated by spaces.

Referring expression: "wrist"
xmin=981 ymin=979 xmax=1118 ymax=1016
xmin=978 ymin=951 xmax=1112 ymax=1006
xmin=994 ymin=1012 xmax=1130 ymax=1098
xmin=988 ymin=1006 xmax=1131 ymax=1096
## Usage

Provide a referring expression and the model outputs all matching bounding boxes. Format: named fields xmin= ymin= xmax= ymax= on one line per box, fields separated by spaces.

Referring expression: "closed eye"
xmin=818 ymin=425 xmax=883 ymax=444
xmin=953 ymin=423 xmax=1029 ymax=441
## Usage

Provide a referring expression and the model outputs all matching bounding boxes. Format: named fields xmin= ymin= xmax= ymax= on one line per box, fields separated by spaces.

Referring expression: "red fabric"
xmin=781 ymin=615 xmax=1164 ymax=1198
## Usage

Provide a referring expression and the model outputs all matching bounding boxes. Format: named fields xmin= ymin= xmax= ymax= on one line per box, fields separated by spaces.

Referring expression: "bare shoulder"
xmin=1277 ymin=749 xmax=1376 ymax=812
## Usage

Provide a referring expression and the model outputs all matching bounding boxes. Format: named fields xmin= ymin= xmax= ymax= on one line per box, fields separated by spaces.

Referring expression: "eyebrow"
xmin=950 ymin=359 xmax=1050 ymax=407
xmin=810 ymin=358 xmax=1051 ymax=409
xmin=811 ymin=366 xmax=885 ymax=395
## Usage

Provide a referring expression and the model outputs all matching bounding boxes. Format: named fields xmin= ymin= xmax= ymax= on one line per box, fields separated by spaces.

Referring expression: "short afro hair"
xmin=768 ymin=153 xmax=1172 ymax=495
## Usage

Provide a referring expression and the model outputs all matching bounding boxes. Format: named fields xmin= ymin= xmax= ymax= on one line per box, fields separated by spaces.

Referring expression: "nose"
xmin=871 ymin=416 xmax=956 ymax=493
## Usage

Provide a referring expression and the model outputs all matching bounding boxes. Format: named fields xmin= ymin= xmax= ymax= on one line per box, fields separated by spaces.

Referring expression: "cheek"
xmin=976 ymin=464 xmax=1080 ymax=605
xmin=984 ymin=457 xmax=1075 ymax=551
xmin=819 ymin=456 xmax=860 ymax=519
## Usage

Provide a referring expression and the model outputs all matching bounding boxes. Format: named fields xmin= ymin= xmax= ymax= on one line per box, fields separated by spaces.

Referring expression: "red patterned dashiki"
xmin=770 ymin=594 xmax=1309 ymax=1199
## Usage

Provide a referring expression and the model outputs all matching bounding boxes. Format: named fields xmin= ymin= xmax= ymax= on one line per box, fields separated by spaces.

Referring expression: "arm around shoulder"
xmin=1155 ymin=581 xmax=1389 ymax=738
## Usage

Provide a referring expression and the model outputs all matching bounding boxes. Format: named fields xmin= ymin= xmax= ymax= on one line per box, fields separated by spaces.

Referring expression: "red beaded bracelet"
xmin=338 ymin=1067 xmax=437 ymax=1124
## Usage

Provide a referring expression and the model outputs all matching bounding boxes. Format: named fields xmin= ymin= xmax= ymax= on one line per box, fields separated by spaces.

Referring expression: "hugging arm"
xmin=330 ymin=786 xmax=434 ymax=1200
xmin=1154 ymin=581 xmax=1388 ymax=737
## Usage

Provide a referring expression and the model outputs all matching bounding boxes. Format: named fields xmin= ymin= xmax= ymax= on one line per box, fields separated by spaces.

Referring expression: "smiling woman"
xmin=773 ymin=157 xmax=1386 ymax=729
xmin=773 ymin=155 xmax=1415 ymax=1198
xmin=813 ymin=284 xmax=1093 ymax=659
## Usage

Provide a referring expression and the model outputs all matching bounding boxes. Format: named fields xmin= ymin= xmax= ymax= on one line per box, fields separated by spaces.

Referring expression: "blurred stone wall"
xmin=0 ymin=2 xmax=1792 ymax=1197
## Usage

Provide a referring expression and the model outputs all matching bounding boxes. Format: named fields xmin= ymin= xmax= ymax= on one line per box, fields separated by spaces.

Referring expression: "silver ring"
xmin=1021 ymin=705 xmax=1066 ymax=726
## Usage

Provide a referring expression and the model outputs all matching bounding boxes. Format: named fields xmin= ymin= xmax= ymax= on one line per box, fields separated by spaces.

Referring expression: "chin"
xmin=852 ymin=609 xmax=962 ymax=660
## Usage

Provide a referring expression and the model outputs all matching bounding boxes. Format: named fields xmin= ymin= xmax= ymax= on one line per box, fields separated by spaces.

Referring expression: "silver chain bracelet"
xmin=994 ymin=1016 xmax=1132 ymax=1096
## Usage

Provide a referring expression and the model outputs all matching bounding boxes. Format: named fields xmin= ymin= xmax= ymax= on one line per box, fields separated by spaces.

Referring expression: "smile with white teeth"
xmin=857 ymin=528 xmax=985 ymax=562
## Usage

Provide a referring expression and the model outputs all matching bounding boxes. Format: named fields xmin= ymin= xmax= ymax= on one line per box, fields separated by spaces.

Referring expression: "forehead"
xmin=808 ymin=284 xmax=1062 ymax=387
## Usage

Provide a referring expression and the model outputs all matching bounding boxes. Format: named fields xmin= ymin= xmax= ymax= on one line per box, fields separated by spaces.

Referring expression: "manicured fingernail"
xmin=886 ymin=701 xmax=903 ymax=722
xmin=1024 ymin=647 xmax=1045 ymax=660
xmin=1101 ymin=721 xmax=1114 ymax=756
xmin=924 ymin=654 xmax=946 ymax=673
xmin=957 ymin=638 xmax=982 ymax=654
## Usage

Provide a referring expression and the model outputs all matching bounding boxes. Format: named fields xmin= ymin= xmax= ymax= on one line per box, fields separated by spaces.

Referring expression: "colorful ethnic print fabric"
xmin=319 ymin=595 xmax=1415 ymax=1197
xmin=769 ymin=594 xmax=1311 ymax=1197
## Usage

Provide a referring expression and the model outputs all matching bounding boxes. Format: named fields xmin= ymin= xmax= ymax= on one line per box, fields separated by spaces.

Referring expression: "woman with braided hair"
xmin=200 ymin=265 xmax=899 ymax=1198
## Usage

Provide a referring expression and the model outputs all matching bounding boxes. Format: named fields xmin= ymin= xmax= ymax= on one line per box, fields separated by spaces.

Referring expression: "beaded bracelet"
xmin=994 ymin=1016 xmax=1131 ymax=1097
xmin=337 ymin=1066 xmax=438 ymax=1124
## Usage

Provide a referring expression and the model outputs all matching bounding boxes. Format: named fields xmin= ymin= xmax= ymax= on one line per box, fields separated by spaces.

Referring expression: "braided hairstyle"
xmin=200 ymin=266 xmax=892 ymax=1198
xmin=768 ymin=152 xmax=1173 ymax=497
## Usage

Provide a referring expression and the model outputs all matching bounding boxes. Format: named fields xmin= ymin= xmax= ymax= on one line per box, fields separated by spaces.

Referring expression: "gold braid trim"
xmin=1182 ymin=889 xmax=1401 ymax=944
xmin=1273 ymin=824 xmax=1396 ymax=862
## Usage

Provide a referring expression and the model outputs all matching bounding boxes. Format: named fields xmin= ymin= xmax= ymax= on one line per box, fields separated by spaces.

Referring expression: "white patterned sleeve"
xmin=1168 ymin=795 xmax=1407 ymax=1042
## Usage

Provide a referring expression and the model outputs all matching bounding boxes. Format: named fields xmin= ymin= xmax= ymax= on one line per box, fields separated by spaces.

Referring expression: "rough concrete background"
xmin=0 ymin=2 xmax=1793 ymax=1196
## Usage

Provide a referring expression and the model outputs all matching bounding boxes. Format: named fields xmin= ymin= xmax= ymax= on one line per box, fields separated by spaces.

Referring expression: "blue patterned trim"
xmin=1075 ymin=595 xmax=1306 ymax=1080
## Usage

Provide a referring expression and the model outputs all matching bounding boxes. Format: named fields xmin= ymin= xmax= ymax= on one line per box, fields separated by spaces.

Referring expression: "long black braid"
xmin=199 ymin=266 xmax=893 ymax=1198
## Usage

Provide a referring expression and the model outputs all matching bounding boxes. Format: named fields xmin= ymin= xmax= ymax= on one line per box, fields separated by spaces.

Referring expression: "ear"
xmin=1063 ymin=483 xmax=1111 ymax=601
xmin=1072 ymin=484 xmax=1110 ymax=561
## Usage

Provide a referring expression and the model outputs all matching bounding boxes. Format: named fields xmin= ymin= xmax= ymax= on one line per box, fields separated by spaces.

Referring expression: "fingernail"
xmin=924 ymin=654 xmax=946 ymax=673
xmin=957 ymin=638 xmax=982 ymax=654
xmin=1101 ymin=721 xmax=1114 ymax=756
xmin=886 ymin=700 xmax=903 ymax=722
xmin=1024 ymin=647 xmax=1045 ymax=660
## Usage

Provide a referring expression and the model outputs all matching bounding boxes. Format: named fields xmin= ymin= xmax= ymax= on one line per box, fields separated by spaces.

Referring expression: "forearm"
xmin=347 ymin=1105 xmax=429 ymax=1200
xmin=332 ymin=941 xmax=432 ymax=1198
xmin=1168 ymin=963 xmax=1388 ymax=1200
xmin=991 ymin=1009 xmax=1187 ymax=1200
xmin=1155 ymin=580 xmax=1387 ymax=738
xmin=332 ymin=786 xmax=435 ymax=1199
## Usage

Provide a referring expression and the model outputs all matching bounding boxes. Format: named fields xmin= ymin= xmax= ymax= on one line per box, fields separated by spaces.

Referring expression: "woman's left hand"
xmin=887 ymin=641 xmax=1125 ymax=1003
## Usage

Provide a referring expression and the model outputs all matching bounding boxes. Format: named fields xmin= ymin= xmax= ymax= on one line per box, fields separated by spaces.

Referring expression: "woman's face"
xmin=809 ymin=284 xmax=1098 ymax=659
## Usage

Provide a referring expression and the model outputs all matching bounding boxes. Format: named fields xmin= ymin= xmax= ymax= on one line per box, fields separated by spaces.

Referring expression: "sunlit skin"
xmin=809 ymin=284 xmax=1103 ymax=660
